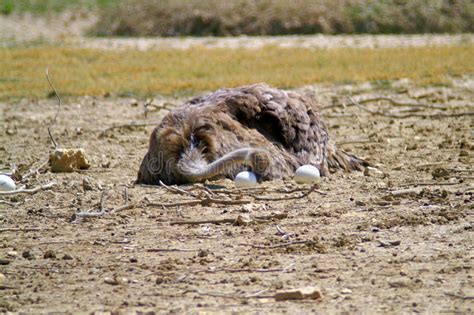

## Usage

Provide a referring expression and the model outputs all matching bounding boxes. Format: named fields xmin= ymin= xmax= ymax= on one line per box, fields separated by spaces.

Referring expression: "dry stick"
xmin=147 ymin=196 xmax=252 ymax=208
xmin=21 ymin=159 xmax=49 ymax=182
xmin=337 ymin=139 xmax=379 ymax=146
xmin=245 ymin=240 xmax=317 ymax=249
xmin=0 ymin=227 xmax=55 ymax=232
xmin=75 ymin=189 xmax=137 ymax=218
xmin=101 ymin=121 xmax=161 ymax=134
xmin=0 ymin=200 xmax=19 ymax=206
xmin=255 ymin=184 xmax=326 ymax=201
xmin=322 ymin=96 xmax=472 ymax=111
xmin=45 ymin=68 xmax=61 ymax=149
xmin=147 ymin=248 xmax=196 ymax=252
xmin=397 ymin=181 xmax=463 ymax=188
xmin=0 ymin=182 xmax=56 ymax=196
xmin=168 ymin=212 xmax=287 ymax=226
xmin=350 ymin=97 xmax=474 ymax=119
xmin=159 ymin=180 xmax=197 ymax=197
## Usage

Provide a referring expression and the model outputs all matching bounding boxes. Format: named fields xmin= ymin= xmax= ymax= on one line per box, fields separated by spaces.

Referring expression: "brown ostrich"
xmin=137 ymin=83 xmax=367 ymax=185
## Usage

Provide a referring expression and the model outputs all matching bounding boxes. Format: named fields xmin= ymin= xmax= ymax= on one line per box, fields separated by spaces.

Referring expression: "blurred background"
xmin=1 ymin=0 xmax=473 ymax=39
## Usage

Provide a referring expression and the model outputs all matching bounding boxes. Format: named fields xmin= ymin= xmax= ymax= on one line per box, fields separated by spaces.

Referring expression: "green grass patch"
xmin=0 ymin=0 xmax=116 ymax=14
xmin=0 ymin=45 xmax=472 ymax=100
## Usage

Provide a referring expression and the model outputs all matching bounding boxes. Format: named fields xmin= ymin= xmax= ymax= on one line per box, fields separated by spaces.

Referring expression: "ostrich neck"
xmin=177 ymin=148 xmax=263 ymax=182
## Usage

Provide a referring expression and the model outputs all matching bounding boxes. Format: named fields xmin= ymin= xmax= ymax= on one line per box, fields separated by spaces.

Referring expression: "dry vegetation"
xmin=93 ymin=0 xmax=474 ymax=37
xmin=1 ymin=45 xmax=473 ymax=99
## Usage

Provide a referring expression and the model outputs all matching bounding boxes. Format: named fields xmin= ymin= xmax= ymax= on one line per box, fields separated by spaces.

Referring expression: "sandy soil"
xmin=0 ymin=79 xmax=473 ymax=313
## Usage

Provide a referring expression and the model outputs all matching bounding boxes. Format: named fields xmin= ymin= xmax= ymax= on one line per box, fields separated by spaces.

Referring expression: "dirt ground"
xmin=0 ymin=78 xmax=473 ymax=314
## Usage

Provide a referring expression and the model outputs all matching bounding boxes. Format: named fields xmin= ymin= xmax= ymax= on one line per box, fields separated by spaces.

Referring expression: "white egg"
xmin=294 ymin=165 xmax=320 ymax=184
xmin=0 ymin=175 xmax=16 ymax=191
xmin=234 ymin=171 xmax=257 ymax=188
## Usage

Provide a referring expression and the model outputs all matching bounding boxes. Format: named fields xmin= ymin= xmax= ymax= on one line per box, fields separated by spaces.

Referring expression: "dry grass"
xmin=0 ymin=45 xmax=473 ymax=100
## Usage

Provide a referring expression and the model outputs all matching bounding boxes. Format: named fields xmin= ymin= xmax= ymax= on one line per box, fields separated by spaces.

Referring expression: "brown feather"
xmin=137 ymin=83 xmax=368 ymax=185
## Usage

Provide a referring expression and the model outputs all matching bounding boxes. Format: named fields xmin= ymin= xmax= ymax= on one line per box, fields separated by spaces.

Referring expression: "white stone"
xmin=294 ymin=165 xmax=320 ymax=184
xmin=0 ymin=175 xmax=16 ymax=191
xmin=234 ymin=171 xmax=257 ymax=188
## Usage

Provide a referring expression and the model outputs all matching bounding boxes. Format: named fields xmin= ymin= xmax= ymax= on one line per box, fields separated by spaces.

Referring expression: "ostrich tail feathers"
xmin=327 ymin=143 xmax=369 ymax=172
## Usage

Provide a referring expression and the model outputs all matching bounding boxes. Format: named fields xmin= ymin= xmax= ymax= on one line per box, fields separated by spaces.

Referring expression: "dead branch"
xmin=167 ymin=212 xmax=287 ymax=226
xmin=0 ymin=182 xmax=56 ymax=196
xmin=398 ymin=181 xmax=463 ymax=188
xmin=21 ymin=159 xmax=49 ymax=182
xmin=45 ymin=68 xmax=61 ymax=149
xmin=101 ymin=121 xmax=160 ymax=134
xmin=198 ymin=267 xmax=291 ymax=273
xmin=245 ymin=240 xmax=317 ymax=249
xmin=159 ymin=180 xmax=197 ymax=197
xmin=147 ymin=196 xmax=252 ymax=208
xmin=337 ymin=139 xmax=379 ymax=146
xmin=0 ymin=227 xmax=55 ymax=233
xmin=350 ymin=97 xmax=474 ymax=119
xmin=255 ymin=184 xmax=325 ymax=201
xmin=75 ymin=189 xmax=137 ymax=220
xmin=147 ymin=248 xmax=197 ymax=252
xmin=322 ymin=96 xmax=472 ymax=111
xmin=168 ymin=218 xmax=237 ymax=226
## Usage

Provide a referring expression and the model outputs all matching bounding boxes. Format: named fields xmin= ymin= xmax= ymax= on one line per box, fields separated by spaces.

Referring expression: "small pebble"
xmin=43 ymin=250 xmax=56 ymax=259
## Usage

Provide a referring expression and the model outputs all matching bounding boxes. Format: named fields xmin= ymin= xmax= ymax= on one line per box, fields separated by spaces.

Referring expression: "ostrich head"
xmin=137 ymin=108 xmax=271 ymax=185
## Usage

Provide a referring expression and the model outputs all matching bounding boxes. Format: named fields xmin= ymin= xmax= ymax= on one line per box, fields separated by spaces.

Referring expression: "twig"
xmin=337 ymin=139 xmax=379 ymax=146
xmin=0 ymin=227 xmax=55 ymax=233
xmin=0 ymin=200 xmax=20 ymax=206
xmin=398 ymin=181 xmax=462 ymax=188
xmin=169 ymin=218 xmax=237 ymax=226
xmin=159 ymin=180 xmax=197 ymax=197
xmin=245 ymin=240 xmax=317 ymax=249
xmin=322 ymin=96 xmax=472 ymax=111
xmin=147 ymin=248 xmax=197 ymax=252
xmin=194 ymin=265 xmax=294 ymax=274
xmin=21 ymin=159 xmax=49 ymax=182
xmin=147 ymin=196 xmax=252 ymax=208
xmin=167 ymin=212 xmax=286 ymax=226
xmin=183 ymin=289 xmax=240 ymax=300
xmin=350 ymin=97 xmax=474 ymax=119
xmin=101 ymin=121 xmax=160 ymax=134
xmin=45 ymin=68 xmax=61 ymax=149
xmin=75 ymin=189 xmax=137 ymax=219
xmin=255 ymin=184 xmax=325 ymax=201
xmin=0 ymin=182 xmax=56 ymax=196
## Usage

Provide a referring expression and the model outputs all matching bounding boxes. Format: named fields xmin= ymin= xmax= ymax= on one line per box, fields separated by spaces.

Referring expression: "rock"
xmin=104 ymin=277 xmax=119 ymax=285
xmin=235 ymin=214 xmax=252 ymax=226
xmin=7 ymin=251 xmax=18 ymax=257
xmin=62 ymin=254 xmax=74 ymax=260
xmin=82 ymin=178 xmax=94 ymax=191
xmin=0 ymin=175 xmax=16 ymax=191
xmin=294 ymin=165 xmax=320 ymax=184
xmin=43 ymin=250 xmax=56 ymax=259
xmin=50 ymin=148 xmax=91 ymax=173
xmin=274 ymin=286 xmax=323 ymax=301
xmin=432 ymin=167 xmax=449 ymax=179
xmin=0 ymin=273 xmax=5 ymax=284
xmin=0 ymin=258 xmax=11 ymax=265
xmin=341 ymin=288 xmax=352 ymax=294
xmin=364 ymin=166 xmax=385 ymax=178
xmin=22 ymin=250 xmax=35 ymax=260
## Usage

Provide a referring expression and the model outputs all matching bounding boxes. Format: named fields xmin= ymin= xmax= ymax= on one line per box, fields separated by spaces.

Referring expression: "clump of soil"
xmin=0 ymin=81 xmax=472 ymax=313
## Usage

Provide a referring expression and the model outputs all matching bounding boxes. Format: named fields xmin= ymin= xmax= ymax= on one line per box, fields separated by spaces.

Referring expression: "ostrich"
xmin=137 ymin=83 xmax=367 ymax=185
